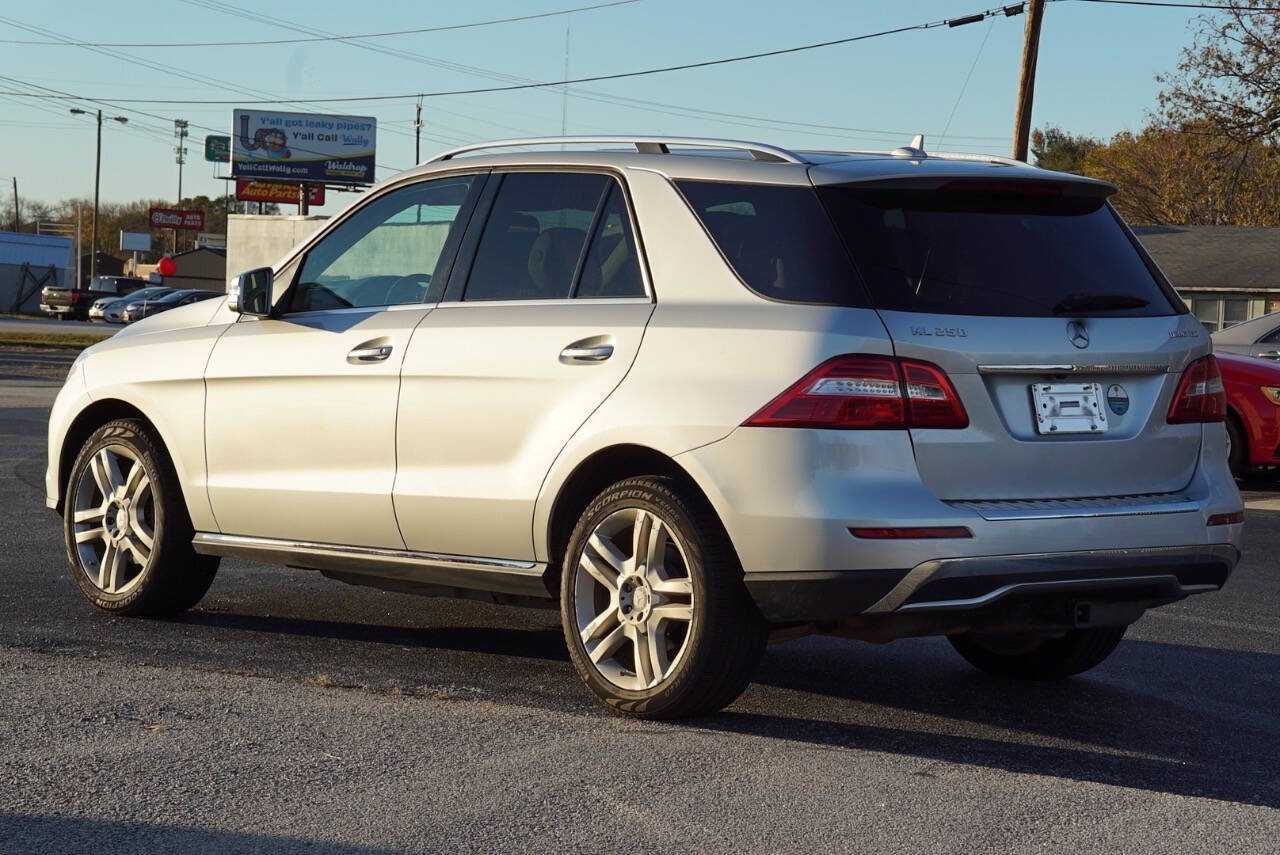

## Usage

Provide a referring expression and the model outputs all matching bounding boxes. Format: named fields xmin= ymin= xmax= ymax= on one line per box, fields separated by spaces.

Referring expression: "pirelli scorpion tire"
xmin=948 ymin=626 xmax=1127 ymax=680
xmin=63 ymin=418 xmax=219 ymax=617
xmin=560 ymin=476 xmax=766 ymax=719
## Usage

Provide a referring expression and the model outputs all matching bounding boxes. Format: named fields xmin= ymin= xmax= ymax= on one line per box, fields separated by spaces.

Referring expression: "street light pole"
xmin=71 ymin=108 xmax=127 ymax=284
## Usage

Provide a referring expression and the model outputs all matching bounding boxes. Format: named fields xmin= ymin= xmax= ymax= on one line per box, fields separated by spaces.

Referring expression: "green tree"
xmin=1030 ymin=126 xmax=1101 ymax=175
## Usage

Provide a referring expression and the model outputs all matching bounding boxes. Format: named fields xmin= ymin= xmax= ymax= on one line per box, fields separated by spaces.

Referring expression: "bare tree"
xmin=1158 ymin=1 xmax=1280 ymax=148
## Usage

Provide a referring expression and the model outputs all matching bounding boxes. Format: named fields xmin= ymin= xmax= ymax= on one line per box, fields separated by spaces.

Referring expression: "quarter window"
xmin=574 ymin=184 xmax=645 ymax=298
xmin=677 ymin=180 xmax=863 ymax=305
xmin=464 ymin=172 xmax=644 ymax=302
xmin=289 ymin=174 xmax=480 ymax=313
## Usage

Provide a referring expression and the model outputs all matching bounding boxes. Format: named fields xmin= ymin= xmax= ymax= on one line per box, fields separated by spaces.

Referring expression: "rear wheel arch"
xmin=543 ymin=444 xmax=736 ymax=595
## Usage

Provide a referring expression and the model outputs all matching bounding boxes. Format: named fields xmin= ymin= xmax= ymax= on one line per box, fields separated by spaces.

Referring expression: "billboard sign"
xmin=232 ymin=109 xmax=376 ymax=185
xmin=235 ymin=179 xmax=326 ymax=206
xmin=120 ymin=231 xmax=151 ymax=252
xmin=149 ymin=208 xmax=205 ymax=231
xmin=204 ymin=134 xmax=231 ymax=162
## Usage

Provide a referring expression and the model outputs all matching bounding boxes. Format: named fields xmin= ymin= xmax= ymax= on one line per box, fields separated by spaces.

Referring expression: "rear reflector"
xmin=850 ymin=526 xmax=974 ymax=539
xmin=1167 ymin=355 xmax=1226 ymax=424
xmin=744 ymin=354 xmax=967 ymax=429
xmin=1206 ymin=511 xmax=1244 ymax=526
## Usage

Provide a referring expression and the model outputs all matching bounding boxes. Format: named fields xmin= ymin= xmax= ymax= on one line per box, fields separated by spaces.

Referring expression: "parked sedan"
xmin=1218 ymin=351 xmax=1280 ymax=477
xmin=120 ymin=288 xmax=222 ymax=323
xmin=90 ymin=287 xmax=174 ymax=323
xmin=1212 ymin=310 xmax=1280 ymax=361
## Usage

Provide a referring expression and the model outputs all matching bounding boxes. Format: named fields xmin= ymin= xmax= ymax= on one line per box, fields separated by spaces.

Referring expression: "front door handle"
xmin=348 ymin=344 xmax=393 ymax=364
xmin=560 ymin=344 xmax=614 ymax=363
xmin=1261 ymin=350 xmax=1280 ymax=360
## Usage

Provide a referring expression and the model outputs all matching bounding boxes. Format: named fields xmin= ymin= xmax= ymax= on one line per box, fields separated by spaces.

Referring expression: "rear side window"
xmin=1260 ymin=325 xmax=1280 ymax=344
xmin=818 ymin=184 xmax=1179 ymax=318
xmin=465 ymin=172 xmax=609 ymax=301
xmin=677 ymin=180 xmax=863 ymax=305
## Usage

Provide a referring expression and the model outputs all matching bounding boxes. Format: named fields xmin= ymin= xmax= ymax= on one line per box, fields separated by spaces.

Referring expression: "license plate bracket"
xmin=1031 ymin=383 xmax=1109 ymax=435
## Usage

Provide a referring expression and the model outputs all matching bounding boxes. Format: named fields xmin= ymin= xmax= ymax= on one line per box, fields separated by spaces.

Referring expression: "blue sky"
xmin=0 ymin=0 xmax=1207 ymax=212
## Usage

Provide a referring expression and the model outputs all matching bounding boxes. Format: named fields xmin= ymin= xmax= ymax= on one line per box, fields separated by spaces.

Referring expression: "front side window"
xmin=289 ymin=174 xmax=479 ymax=313
xmin=464 ymin=172 xmax=645 ymax=302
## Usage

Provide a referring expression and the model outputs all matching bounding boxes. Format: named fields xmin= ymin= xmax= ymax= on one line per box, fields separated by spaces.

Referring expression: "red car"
xmin=1217 ymin=352 xmax=1280 ymax=477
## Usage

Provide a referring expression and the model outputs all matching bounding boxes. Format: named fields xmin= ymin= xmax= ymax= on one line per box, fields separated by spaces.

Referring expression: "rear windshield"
xmin=817 ymin=184 xmax=1180 ymax=318
xmin=676 ymin=180 xmax=863 ymax=306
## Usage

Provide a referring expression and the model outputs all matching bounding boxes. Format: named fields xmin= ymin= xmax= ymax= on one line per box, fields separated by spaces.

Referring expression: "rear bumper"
xmin=745 ymin=544 xmax=1239 ymax=623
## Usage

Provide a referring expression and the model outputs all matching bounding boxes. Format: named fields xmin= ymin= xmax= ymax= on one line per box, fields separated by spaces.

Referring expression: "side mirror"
xmin=229 ymin=267 xmax=273 ymax=317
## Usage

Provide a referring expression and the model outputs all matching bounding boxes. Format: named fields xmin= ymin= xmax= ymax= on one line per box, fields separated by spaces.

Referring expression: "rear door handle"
xmin=560 ymin=344 xmax=614 ymax=363
xmin=347 ymin=344 xmax=393 ymax=364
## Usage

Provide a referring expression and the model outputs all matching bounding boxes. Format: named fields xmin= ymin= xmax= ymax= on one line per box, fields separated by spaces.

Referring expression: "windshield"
xmin=817 ymin=184 xmax=1181 ymax=318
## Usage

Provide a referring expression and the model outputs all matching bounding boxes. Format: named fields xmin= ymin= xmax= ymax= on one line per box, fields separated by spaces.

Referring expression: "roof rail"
xmin=927 ymin=150 xmax=1035 ymax=168
xmin=426 ymin=136 xmax=806 ymax=164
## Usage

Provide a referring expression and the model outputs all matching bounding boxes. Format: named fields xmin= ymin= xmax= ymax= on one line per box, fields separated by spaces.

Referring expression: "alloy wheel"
xmin=71 ymin=445 xmax=155 ymax=596
xmin=573 ymin=507 xmax=695 ymax=691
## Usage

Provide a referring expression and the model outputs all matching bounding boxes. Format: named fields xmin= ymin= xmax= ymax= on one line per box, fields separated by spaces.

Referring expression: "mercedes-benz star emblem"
xmin=1067 ymin=320 xmax=1090 ymax=349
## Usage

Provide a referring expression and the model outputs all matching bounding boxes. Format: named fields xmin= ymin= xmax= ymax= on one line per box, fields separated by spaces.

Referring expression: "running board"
xmin=191 ymin=533 xmax=551 ymax=600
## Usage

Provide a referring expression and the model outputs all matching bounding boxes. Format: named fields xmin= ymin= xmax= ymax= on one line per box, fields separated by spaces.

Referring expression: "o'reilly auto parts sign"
xmin=232 ymin=109 xmax=376 ymax=185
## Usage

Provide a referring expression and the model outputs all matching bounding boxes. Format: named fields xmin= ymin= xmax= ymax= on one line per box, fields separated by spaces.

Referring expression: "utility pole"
xmin=174 ymin=119 xmax=189 ymax=253
xmin=414 ymin=99 xmax=423 ymax=163
xmin=10 ymin=177 xmax=17 ymax=231
xmin=70 ymin=108 xmax=128 ymax=283
xmin=1012 ymin=0 xmax=1046 ymax=162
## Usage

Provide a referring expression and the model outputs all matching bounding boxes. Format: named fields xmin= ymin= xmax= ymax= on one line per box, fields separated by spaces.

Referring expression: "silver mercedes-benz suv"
xmin=46 ymin=136 xmax=1244 ymax=718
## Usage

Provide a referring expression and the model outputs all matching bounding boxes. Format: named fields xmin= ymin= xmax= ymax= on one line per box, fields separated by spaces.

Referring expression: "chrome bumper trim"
xmin=950 ymin=493 xmax=1199 ymax=521
xmin=865 ymin=544 xmax=1240 ymax=614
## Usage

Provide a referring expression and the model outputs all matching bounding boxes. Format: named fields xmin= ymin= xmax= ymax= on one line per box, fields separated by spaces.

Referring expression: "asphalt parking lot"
xmin=0 ymin=348 xmax=1276 ymax=853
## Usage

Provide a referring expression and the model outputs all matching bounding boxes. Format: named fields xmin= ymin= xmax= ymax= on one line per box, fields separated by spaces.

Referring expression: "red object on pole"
xmin=157 ymin=255 xmax=177 ymax=277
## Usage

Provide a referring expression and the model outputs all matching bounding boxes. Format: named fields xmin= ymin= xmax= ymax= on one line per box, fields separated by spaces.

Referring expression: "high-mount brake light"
xmin=744 ymin=355 xmax=967 ymax=430
xmin=938 ymin=179 xmax=1061 ymax=196
xmin=1167 ymin=355 xmax=1226 ymax=424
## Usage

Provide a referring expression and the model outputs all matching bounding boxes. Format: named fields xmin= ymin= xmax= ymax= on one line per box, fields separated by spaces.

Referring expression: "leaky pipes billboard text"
xmin=232 ymin=110 xmax=377 ymax=185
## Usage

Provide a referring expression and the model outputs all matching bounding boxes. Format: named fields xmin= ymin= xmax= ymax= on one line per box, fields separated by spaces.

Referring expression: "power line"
xmin=0 ymin=3 xmax=1031 ymax=105
xmin=1066 ymin=0 xmax=1280 ymax=10
xmin=0 ymin=0 xmax=641 ymax=47
xmin=0 ymin=13 xmax=419 ymax=147
xmin=174 ymin=0 xmax=1003 ymax=148
xmin=939 ymin=18 xmax=997 ymax=147
xmin=0 ymin=73 xmax=411 ymax=172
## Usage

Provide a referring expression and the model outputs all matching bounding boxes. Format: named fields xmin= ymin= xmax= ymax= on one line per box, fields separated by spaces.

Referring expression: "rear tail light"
xmin=744 ymin=354 xmax=967 ymax=429
xmin=1167 ymin=355 xmax=1226 ymax=424
xmin=1206 ymin=511 xmax=1244 ymax=526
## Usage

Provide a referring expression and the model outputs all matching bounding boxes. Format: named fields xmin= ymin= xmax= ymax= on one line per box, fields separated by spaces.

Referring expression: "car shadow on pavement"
xmin=0 ymin=814 xmax=397 ymax=854
xmin=179 ymin=610 xmax=571 ymax=663
xmin=713 ymin=636 xmax=1280 ymax=809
